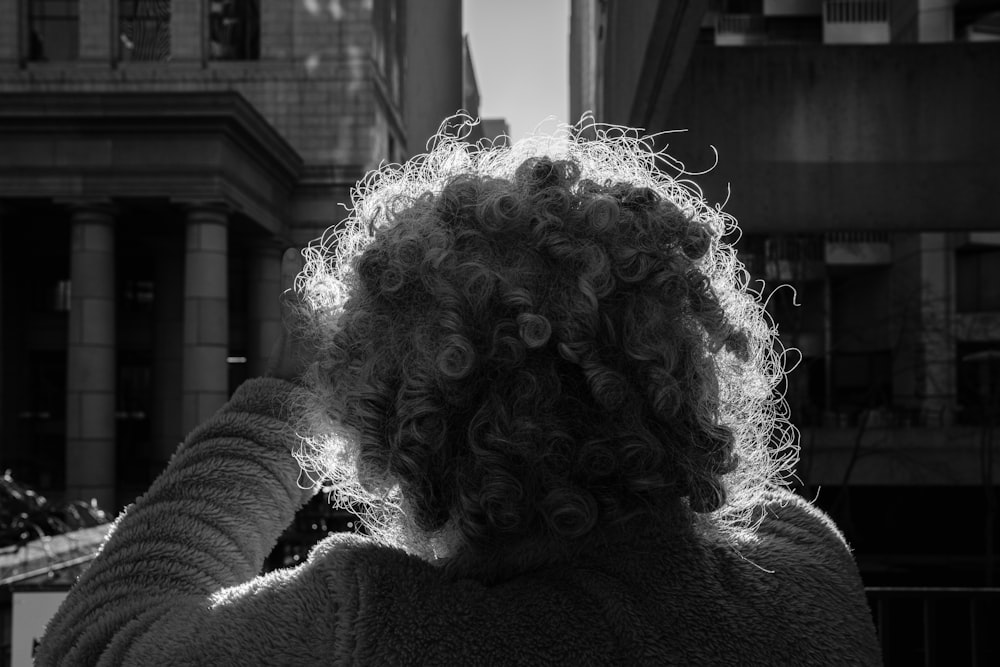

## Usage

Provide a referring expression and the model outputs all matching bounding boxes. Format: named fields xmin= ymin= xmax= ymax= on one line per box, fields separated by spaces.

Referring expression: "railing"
xmin=825 ymin=231 xmax=891 ymax=244
xmin=824 ymin=0 xmax=888 ymax=24
xmin=823 ymin=0 xmax=890 ymax=43
xmin=716 ymin=13 xmax=768 ymax=35
xmin=867 ymin=587 xmax=1000 ymax=665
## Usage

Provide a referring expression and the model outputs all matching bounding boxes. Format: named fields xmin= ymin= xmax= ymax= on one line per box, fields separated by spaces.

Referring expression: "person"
xmin=38 ymin=120 xmax=882 ymax=665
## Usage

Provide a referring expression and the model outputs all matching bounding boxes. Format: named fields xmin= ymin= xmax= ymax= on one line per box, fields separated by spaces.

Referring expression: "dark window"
xmin=956 ymin=342 xmax=1000 ymax=426
xmin=27 ymin=0 xmax=79 ymax=62
xmin=831 ymin=349 xmax=893 ymax=411
xmin=15 ymin=350 xmax=67 ymax=491
xmin=122 ymin=279 xmax=155 ymax=312
xmin=119 ymin=0 xmax=171 ymax=62
xmin=116 ymin=350 xmax=154 ymax=504
xmin=373 ymin=0 xmax=402 ymax=100
xmin=956 ymin=248 xmax=1000 ymax=313
xmin=210 ymin=0 xmax=260 ymax=60
xmin=723 ymin=0 xmax=763 ymax=12
xmin=27 ymin=278 xmax=71 ymax=313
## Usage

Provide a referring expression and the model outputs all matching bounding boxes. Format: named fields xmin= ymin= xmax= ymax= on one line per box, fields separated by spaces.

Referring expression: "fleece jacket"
xmin=37 ymin=378 xmax=883 ymax=666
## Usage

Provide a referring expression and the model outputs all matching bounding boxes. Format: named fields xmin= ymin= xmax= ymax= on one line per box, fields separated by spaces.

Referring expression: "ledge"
xmin=0 ymin=91 xmax=304 ymax=235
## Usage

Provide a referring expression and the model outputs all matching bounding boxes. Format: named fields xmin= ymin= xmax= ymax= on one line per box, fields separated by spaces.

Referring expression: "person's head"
xmin=290 ymin=118 xmax=795 ymax=562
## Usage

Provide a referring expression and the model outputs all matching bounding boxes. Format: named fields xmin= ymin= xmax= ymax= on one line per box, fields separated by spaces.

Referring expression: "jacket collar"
xmin=439 ymin=497 xmax=695 ymax=584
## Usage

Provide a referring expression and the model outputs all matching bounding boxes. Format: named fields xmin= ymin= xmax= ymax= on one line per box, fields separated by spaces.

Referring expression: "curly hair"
xmin=289 ymin=118 xmax=797 ymax=562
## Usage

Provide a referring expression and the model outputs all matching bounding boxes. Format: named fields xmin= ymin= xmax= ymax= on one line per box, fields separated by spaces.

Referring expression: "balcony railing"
xmin=715 ymin=14 xmax=768 ymax=46
xmin=867 ymin=587 xmax=1000 ymax=665
xmin=824 ymin=0 xmax=888 ymax=23
xmin=824 ymin=231 xmax=892 ymax=265
xmin=823 ymin=0 xmax=890 ymax=43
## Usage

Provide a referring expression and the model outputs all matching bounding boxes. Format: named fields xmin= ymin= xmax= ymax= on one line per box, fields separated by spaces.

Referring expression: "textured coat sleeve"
xmin=751 ymin=486 xmax=884 ymax=665
xmin=35 ymin=378 xmax=338 ymax=666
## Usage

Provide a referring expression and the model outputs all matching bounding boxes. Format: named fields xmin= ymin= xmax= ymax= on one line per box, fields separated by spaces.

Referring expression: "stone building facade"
xmin=0 ymin=0 xmax=463 ymax=511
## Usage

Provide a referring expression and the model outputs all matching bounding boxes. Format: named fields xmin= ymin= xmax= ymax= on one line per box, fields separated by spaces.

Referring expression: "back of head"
xmin=290 ymin=118 xmax=796 ymax=565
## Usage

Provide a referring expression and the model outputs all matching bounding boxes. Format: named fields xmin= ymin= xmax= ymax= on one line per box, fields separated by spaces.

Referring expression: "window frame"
xmin=21 ymin=0 xmax=81 ymax=64
xmin=207 ymin=0 xmax=260 ymax=62
xmin=116 ymin=0 xmax=172 ymax=63
xmin=956 ymin=246 xmax=1000 ymax=313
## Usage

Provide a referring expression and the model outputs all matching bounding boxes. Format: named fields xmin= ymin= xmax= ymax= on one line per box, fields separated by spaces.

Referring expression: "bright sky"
xmin=462 ymin=0 xmax=570 ymax=140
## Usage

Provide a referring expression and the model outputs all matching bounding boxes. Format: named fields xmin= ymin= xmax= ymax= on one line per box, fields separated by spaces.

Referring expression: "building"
xmin=0 ymin=0 xmax=463 ymax=515
xmin=461 ymin=34 xmax=511 ymax=146
xmin=573 ymin=3 xmax=1000 ymax=658
xmin=0 ymin=1 xmax=464 ymax=657
xmin=480 ymin=117 xmax=511 ymax=145
xmin=571 ymin=0 xmax=1000 ymax=609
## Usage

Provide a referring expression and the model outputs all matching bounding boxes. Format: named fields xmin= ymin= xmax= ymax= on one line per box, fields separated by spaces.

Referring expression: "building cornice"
xmin=0 ymin=91 xmax=304 ymax=235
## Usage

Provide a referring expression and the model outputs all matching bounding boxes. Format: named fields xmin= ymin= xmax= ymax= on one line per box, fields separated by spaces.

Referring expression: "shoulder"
xmin=306 ymin=532 xmax=606 ymax=664
xmin=703 ymin=488 xmax=882 ymax=664
xmin=748 ymin=487 xmax=856 ymax=571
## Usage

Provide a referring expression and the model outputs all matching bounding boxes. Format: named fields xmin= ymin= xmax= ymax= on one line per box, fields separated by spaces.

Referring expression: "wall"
xmin=404 ymin=0 xmax=462 ymax=156
xmin=662 ymin=43 xmax=1000 ymax=232
xmin=602 ymin=0 xmax=661 ymax=125
xmin=0 ymin=0 xmax=399 ymax=193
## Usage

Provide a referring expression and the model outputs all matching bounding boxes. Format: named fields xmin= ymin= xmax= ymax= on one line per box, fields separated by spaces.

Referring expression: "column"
xmin=181 ymin=204 xmax=229 ymax=436
xmin=65 ymin=203 xmax=116 ymax=510
xmin=0 ymin=204 xmax=5 ymax=453
xmin=918 ymin=232 xmax=953 ymax=425
xmin=170 ymin=0 xmax=204 ymax=63
xmin=0 ymin=0 xmax=17 ymax=63
xmin=79 ymin=0 xmax=114 ymax=64
xmin=247 ymin=242 xmax=284 ymax=378
xmin=403 ymin=0 xmax=463 ymax=154
xmin=151 ymin=233 xmax=183 ymax=470
xmin=890 ymin=232 xmax=955 ymax=425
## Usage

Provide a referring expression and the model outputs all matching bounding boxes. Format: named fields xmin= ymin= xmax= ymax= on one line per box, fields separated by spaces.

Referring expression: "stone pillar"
xmin=891 ymin=233 xmax=919 ymax=412
xmin=170 ymin=0 xmax=204 ymax=63
xmin=0 ymin=0 xmax=18 ymax=63
xmin=890 ymin=232 xmax=955 ymax=425
xmin=918 ymin=232 xmax=954 ymax=424
xmin=65 ymin=203 xmax=116 ymax=510
xmin=151 ymin=234 xmax=183 ymax=469
xmin=404 ymin=0 xmax=463 ymax=155
xmin=181 ymin=204 xmax=229 ymax=436
xmin=261 ymin=0 xmax=293 ymax=60
xmin=247 ymin=242 xmax=284 ymax=378
xmin=0 ymin=204 xmax=5 ymax=452
xmin=79 ymin=0 xmax=114 ymax=64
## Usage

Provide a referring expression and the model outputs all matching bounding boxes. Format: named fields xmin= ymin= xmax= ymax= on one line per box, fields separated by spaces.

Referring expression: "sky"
xmin=462 ymin=0 xmax=570 ymax=141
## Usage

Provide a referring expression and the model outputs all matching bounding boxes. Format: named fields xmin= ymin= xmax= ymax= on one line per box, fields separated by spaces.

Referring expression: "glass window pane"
xmin=29 ymin=0 xmax=80 ymax=61
xmin=119 ymin=0 xmax=171 ymax=62
xmin=978 ymin=250 xmax=1000 ymax=311
xmin=210 ymin=0 xmax=260 ymax=61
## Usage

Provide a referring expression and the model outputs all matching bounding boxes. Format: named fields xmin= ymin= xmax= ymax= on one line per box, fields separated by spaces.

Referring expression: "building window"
xmin=27 ymin=0 xmax=80 ymax=62
xmin=122 ymin=279 xmax=155 ymax=311
xmin=956 ymin=248 xmax=1000 ymax=313
xmin=210 ymin=0 xmax=260 ymax=60
xmin=831 ymin=349 xmax=893 ymax=413
xmin=119 ymin=0 xmax=171 ymax=62
xmin=373 ymin=0 xmax=402 ymax=100
xmin=956 ymin=342 xmax=1000 ymax=426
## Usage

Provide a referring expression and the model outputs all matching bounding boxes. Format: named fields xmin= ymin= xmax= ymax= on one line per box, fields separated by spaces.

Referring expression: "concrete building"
xmin=461 ymin=34 xmax=510 ymax=147
xmin=571 ymin=0 xmax=1000 ymax=589
xmin=0 ymin=0 xmax=463 ymax=513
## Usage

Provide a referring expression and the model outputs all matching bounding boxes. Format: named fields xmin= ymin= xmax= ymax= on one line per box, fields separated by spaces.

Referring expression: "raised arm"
xmin=36 ymin=378 xmax=329 ymax=665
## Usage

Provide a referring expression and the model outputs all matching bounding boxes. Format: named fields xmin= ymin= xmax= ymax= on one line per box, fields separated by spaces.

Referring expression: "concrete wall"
xmin=602 ymin=0 xmax=660 ymax=125
xmin=799 ymin=424 xmax=995 ymax=485
xmin=569 ymin=0 xmax=603 ymax=125
xmin=662 ymin=43 xmax=1000 ymax=232
xmin=0 ymin=0 xmax=457 ymax=240
xmin=403 ymin=0 xmax=462 ymax=156
xmin=0 ymin=0 xmax=401 ymax=185
xmin=891 ymin=0 xmax=956 ymax=43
